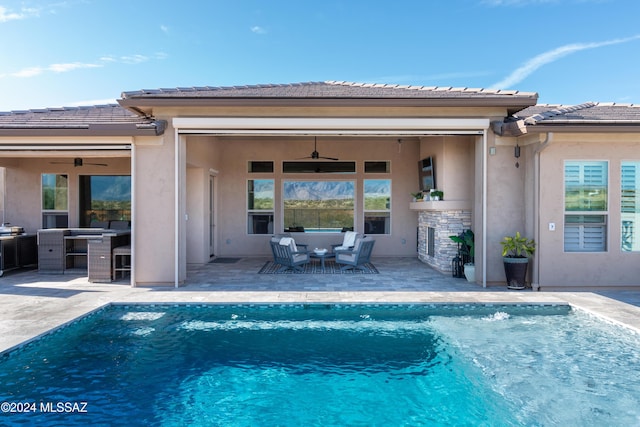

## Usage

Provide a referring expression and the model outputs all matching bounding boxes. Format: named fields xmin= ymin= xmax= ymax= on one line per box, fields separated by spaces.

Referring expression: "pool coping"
xmin=2 ymin=286 xmax=640 ymax=356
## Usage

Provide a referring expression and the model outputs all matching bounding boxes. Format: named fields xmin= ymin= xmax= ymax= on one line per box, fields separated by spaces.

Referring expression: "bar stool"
xmin=112 ymin=245 xmax=131 ymax=280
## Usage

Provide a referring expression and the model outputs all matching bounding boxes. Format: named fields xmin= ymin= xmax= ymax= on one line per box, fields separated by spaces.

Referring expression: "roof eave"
xmin=507 ymin=123 xmax=640 ymax=135
xmin=118 ymin=96 xmax=537 ymax=112
xmin=0 ymin=121 xmax=165 ymax=137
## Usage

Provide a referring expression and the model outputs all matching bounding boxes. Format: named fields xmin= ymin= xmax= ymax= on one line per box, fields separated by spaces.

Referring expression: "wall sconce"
xmin=514 ymin=144 xmax=521 ymax=168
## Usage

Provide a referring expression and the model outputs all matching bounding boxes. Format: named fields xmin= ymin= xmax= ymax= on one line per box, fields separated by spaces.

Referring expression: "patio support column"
xmin=174 ymin=130 xmax=188 ymax=288
xmin=533 ymin=132 xmax=553 ymax=291
xmin=175 ymin=127 xmax=179 ymax=288
xmin=482 ymin=129 xmax=488 ymax=288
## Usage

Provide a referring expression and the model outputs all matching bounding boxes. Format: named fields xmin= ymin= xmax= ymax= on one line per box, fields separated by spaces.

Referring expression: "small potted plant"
xmin=411 ymin=192 xmax=423 ymax=202
xmin=430 ymin=189 xmax=444 ymax=201
xmin=450 ymin=229 xmax=474 ymax=282
xmin=500 ymin=231 xmax=536 ymax=290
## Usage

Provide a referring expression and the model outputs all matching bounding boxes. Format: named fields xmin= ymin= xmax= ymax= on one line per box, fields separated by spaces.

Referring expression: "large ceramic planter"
xmin=503 ymin=257 xmax=529 ymax=290
xmin=463 ymin=263 xmax=475 ymax=282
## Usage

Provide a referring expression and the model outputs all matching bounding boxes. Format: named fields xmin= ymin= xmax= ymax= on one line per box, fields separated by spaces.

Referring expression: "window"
xmin=79 ymin=175 xmax=131 ymax=227
xmin=564 ymin=161 xmax=608 ymax=252
xmin=364 ymin=161 xmax=390 ymax=173
xmin=247 ymin=179 xmax=274 ymax=234
xmin=621 ymin=161 xmax=640 ymax=251
xmin=248 ymin=161 xmax=274 ymax=173
xmin=283 ymin=181 xmax=354 ymax=232
xmin=364 ymin=179 xmax=391 ymax=234
xmin=42 ymin=173 xmax=68 ymax=228
xmin=283 ymin=161 xmax=356 ymax=174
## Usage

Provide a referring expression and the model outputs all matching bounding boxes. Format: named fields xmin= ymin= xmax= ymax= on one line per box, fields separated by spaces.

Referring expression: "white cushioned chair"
xmin=334 ymin=237 xmax=375 ymax=271
xmin=331 ymin=231 xmax=362 ymax=252
xmin=269 ymin=236 xmax=310 ymax=272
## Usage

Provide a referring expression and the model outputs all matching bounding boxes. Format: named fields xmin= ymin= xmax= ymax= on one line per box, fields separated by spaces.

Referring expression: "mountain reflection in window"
xmin=283 ymin=181 xmax=354 ymax=232
xmin=79 ymin=175 xmax=131 ymax=227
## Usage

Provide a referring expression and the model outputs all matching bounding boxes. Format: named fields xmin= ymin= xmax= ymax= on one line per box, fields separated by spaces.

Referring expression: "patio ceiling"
xmin=172 ymin=117 xmax=490 ymax=136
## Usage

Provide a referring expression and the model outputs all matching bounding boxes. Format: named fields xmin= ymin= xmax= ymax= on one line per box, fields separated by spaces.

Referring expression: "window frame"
xmin=621 ymin=161 xmax=640 ymax=252
xmin=41 ymin=173 xmax=69 ymax=228
xmin=247 ymin=179 xmax=274 ymax=235
xmin=563 ymin=160 xmax=608 ymax=253
xmin=282 ymin=179 xmax=355 ymax=233
xmin=363 ymin=178 xmax=391 ymax=235
xmin=78 ymin=174 xmax=131 ymax=227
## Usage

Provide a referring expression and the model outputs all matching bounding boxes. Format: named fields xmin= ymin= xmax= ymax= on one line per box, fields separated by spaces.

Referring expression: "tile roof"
xmin=0 ymin=104 xmax=164 ymax=136
xmin=120 ymin=80 xmax=538 ymax=101
xmin=497 ymin=102 xmax=640 ymax=135
xmin=514 ymin=102 xmax=640 ymax=125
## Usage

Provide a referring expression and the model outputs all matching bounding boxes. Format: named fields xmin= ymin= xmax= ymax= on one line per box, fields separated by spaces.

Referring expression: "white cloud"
xmin=49 ymin=62 xmax=102 ymax=73
xmin=490 ymin=34 xmax=640 ymax=89
xmin=1 ymin=52 xmax=168 ymax=79
xmin=251 ymin=26 xmax=267 ymax=34
xmin=160 ymin=24 xmax=169 ymax=34
xmin=120 ymin=54 xmax=148 ymax=64
xmin=0 ymin=6 xmax=39 ymax=22
xmin=12 ymin=67 xmax=44 ymax=78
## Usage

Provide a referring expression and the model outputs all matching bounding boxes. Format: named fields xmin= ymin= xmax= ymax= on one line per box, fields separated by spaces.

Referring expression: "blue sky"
xmin=1 ymin=0 xmax=639 ymax=111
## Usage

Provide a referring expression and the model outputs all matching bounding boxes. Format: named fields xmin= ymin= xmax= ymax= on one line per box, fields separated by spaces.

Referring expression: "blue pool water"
xmin=1 ymin=303 xmax=639 ymax=426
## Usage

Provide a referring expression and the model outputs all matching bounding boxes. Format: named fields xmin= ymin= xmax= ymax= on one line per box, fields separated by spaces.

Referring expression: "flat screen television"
xmin=418 ymin=157 xmax=435 ymax=192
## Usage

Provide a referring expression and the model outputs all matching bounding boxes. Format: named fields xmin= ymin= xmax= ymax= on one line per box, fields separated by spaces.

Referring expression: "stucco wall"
xmin=132 ymin=133 xmax=176 ymax=285
xmin=537 ymin=133 xmax=640 ymax=288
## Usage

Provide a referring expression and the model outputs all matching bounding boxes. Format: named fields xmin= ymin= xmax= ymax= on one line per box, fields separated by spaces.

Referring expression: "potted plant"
xmin=430 ymin=189 xmax=444 ymax=201
xmin=450 ymin=229 xmax=474 ymax=282
xmin=411 ymin=192 xmax=423 ymax=202
xmin=500 ymin=231 xmax=536 ymax=290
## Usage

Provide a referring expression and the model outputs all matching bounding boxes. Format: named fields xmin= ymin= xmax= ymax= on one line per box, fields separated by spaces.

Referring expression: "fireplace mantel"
xmin=410 ymin=200 xmax=472 ymax=211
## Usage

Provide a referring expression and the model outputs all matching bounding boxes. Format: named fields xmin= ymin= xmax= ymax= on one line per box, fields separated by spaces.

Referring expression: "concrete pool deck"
xmin=1 ymin=256 xmax=640 ymax=354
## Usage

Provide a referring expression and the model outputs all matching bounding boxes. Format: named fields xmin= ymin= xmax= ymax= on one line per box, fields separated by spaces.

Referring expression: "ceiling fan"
xmin=49 ymin=158 xmax=108 ymax=167
xmin=297 ymin=137 xmax=339 ymax=161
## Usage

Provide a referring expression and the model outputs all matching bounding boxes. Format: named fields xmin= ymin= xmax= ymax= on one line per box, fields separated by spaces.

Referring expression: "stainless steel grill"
xmin=0 ymin=223 xmax=24 ymax=236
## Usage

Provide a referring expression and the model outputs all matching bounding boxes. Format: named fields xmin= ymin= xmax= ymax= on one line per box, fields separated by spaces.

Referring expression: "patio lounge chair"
xmin=331 ymin=231 xmax=362 ymax=252
xmin=335 ymin=237 xmax=375 ymax=271
xmin=269 ymin=236 xmax=310 ymax=272
xmin=271 ymin=233 xmax=308 ymax=251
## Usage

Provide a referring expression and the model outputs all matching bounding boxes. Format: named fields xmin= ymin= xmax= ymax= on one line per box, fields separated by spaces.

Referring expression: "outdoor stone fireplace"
xmin=411 ymin=201 xmax=472 ymax=273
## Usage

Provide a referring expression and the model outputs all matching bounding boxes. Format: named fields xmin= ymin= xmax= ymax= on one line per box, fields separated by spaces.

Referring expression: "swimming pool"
xmin=0 ymin=303 xmax=639 ymax=426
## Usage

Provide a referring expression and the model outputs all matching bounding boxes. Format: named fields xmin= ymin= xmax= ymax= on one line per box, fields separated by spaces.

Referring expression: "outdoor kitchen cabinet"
xmin=87 ymin=232 xmax=131 ymax=282
xmin=0 ymin=234 xmax=37 ymax=276
xmin=38 ymin=229 xmax=70 ymax=273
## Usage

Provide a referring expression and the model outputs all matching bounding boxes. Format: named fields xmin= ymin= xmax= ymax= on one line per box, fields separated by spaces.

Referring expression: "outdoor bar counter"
xmin=37 ymin=228 xmax=130 ymax=282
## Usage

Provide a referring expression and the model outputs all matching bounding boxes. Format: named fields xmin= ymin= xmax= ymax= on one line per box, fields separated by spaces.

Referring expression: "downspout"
xmin=175 ymin=128 xmax=180 ymax=288
xmin=532 ymin=132 xmax=553 ymax=291
xmin=130 ymin=144 xmax=136 ymax=287
xmin=482 ymin=129 xmax=488 ymax=288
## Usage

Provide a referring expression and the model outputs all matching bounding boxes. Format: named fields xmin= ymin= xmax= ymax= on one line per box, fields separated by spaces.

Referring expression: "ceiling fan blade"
xmin=48 ymin=158 xmax=108 ymax=167
xmin=298 ymin=137 xmax=339 ymax=161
